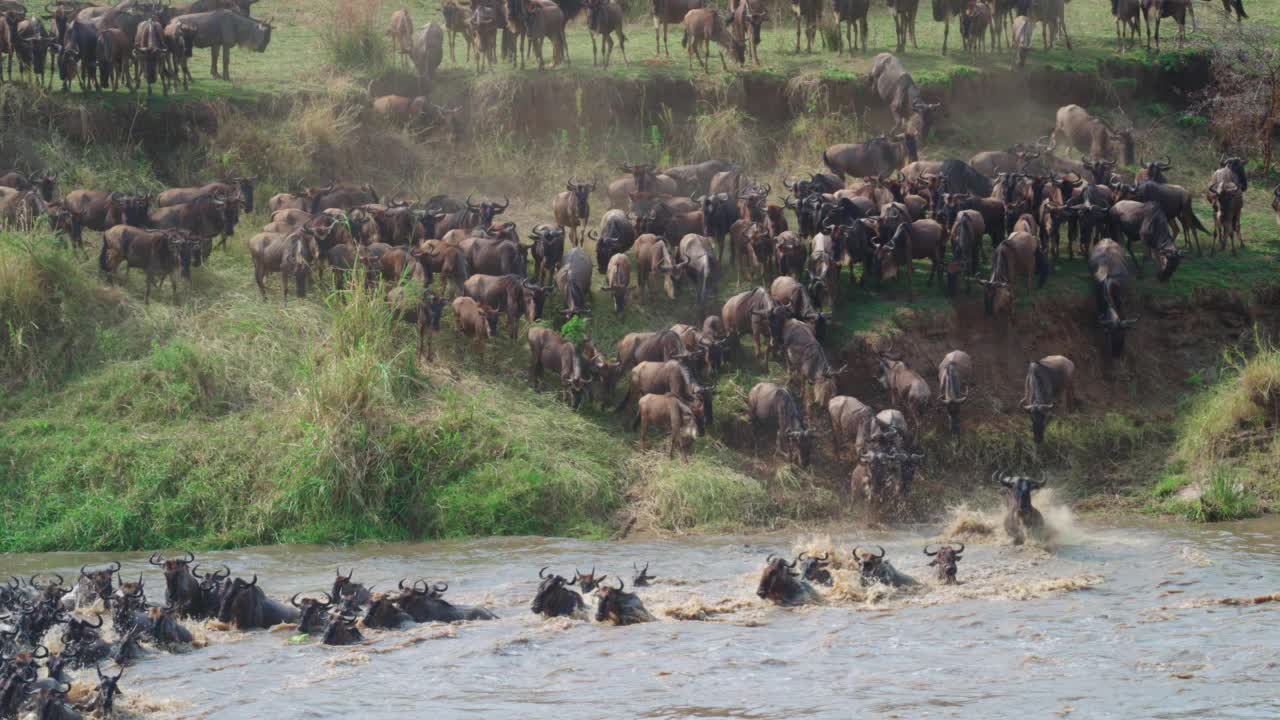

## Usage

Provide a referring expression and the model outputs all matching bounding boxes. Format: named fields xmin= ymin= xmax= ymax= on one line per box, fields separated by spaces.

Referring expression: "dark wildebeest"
xmin=773 ymin=230 xmax=805 ymax=278
xmin=822 ymin=135 xmax=919 ymax=181
xmin=632 ymin=562 xmax=656 ymax=586
xmin=995 ymin=470 xmax=1048 ymax=544
xmin=721 ymin=287 xmax=791 ymax=362
xmin=979 ymin=230 xmax=1049 ymax=323
xmin=945 ymin=208 xmax=984 ymax=295
xmin=584 ymin=0 xmax=626 ymax=67
xmin=146 ymin=605 xmax=194 ymax=645
xmin=886 ymin=0 xmax=919 ymax=52
xmin=465 ymin=274 xmax=548 ymax=338
xmin=1030 ymin=0 xmax=1071 ymax=49
xmin=98 ymin=226 xmax=196 ymax=304
xmin=387 ymin=284 xmax=447 ymax=360
xmin=413 ymin=240 xmax=469 ymax=295
xmin=396 ymin=579 xmax=497 ymax=622
xmin=924 ymin=543 xmax=964 ymax=584
xmin=59 ymin=18 xmax=98 ymax=92
xmin=555 ymin=247 xmax=593 ymax=318
xmin=701 ymin=191 xmax=740 ymax=264
xmin=1107 ymin=200 xmax=1182 ymax=282
xmin=441 ymin=0 xmax=471 ymax=62
xmin=932 ymin=0 xmax=967 ymax=55
xmin=755 ymin=554 xmax=817 ymax=606
xmin=528 ymin=224 xmax=566 ymax=284
xmin=1207 ymin=156 xmax=1246 ymax=256
xmin=1048 ymin=105 xmax=1135 ymax=166
xmin=871 ymin=52 xmax=940 ymax=138
xmin=593 ymin=578 xmax=654 ymax=625
xmin=875 ymin=352 xmax=930 ymax=429
xmin=615 ymin=329 xmax=686 ymax=371
xmin=553 ymin=177 xmax=595 ymax=247
xmin=133 ymin=18 xmax=170 ymax=95
xmin=468 ymin=3 xmax=500 ymax=72
xmin=1141 ymin=0 xmax=1193 ymax=51
xmin=961 ymin=0 xmax=992 ymax=54
xmin=525 ymin=0 xmax=568 ymax=70
xmin=321 ymin=608 xmax=363 ymax=646
xmin=634 ymin=233 xmax=678 ymax=302
xmin=790 ymin=0 xmax=821 ymax=53
xmin=832 ymin=0 xmax=869 ymax=54
xmin=387 ymin=8 xmax=414 ymax=69
xmin=94 ymin=26 xmax=133 ymax=92
xmin=781 ymin=318 xmax=843 ymax=413
xmin=1089 ymin=239 xmax=1136 ymax=358
xmin=593 ymin=208 xmax=637 ymax=273
xmin=331 ymin=568 xmax=373 ymax=607
xmin=216 ymin=575 xmax=301 ymax=629
xmin=748 ymin=382 xmax=814 ymax=467
xmin=247 ymin=230 xmax=319 ymax=302
xmin=528 ymin=327 xmax=591 ymax=408
xmin=852 ymin=546 xmax=916 ymax=588
xmin=652 ymin=0 xmax=705 ymax=57
xmin=0 ymin=171 xmax=56 ymax=203
xmin=606 ymin=162 xmax=679 ymax=211
xmin=531 ymin=568 xmax=586 ymax=618
xmin=158 ymin=177 xmax=255 ymax=228
xmin=173 ymin=10 xmax=271 ymax=80
xmin=874 ymin=218 xmax=945 ymax=301
xmin=290 ymin=592 xmax=334 ymax=634
xmin=797 ymin=551 xmax=833 ymax=585
xmin=1022 ymin=355 xmax=1074 ymax=444
xmin=1130 ymin=180 xmax=1208 ymax=256
xmin=730 ymin=0 xmax=767 ymax=64
xmin=361 ymin=591 xmax=412 ymax=629
xmin=681 ymin=8 xmax=742 ymax=73
xmin=1112 ymin=0 xmax=1141 ymax=50
xmin=148 ymin=552 xmax=209 ymax=618
xmin=307 ymin=183 xmax=381 ymax=214
xmin=828 ymin=394 xmax=878 ymax=461
xmin=937 ymin=350 xmax=971 ymax=434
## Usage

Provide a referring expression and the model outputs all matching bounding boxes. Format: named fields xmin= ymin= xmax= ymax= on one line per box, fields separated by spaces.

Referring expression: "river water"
xmin=4 ymin=509 xmax=1279 ymax=719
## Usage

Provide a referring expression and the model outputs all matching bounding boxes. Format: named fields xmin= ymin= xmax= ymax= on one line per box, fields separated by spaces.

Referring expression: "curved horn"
xmin=614 ymin=577 xmax=624 ymax=591
xmin=539 ymin=566 xmax=550 ymax=579
xmin=924 ymin=544 xmax=938 ymax=556
xmin=433 ymin=582 xmax=449 ymax=593
xmin=290 ymin=592 xmax=303 ymax=608
xmin=953 ymin=542 xmax=965 ymax=555
xmin=873 ymin=546 xmax=886 ymax=558
xmin=107 ymin=561 xmax=121 ymax=573
xmin=181 ymin=551 xmax=195 ymax=563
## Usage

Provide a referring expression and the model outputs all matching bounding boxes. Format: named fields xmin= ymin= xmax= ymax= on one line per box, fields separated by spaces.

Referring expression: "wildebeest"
xmin=163 ymin=19 xmax=198 ymax=90
xmin=721 ymin=287 xmax=790 ymax=362
xmin=451 ymin=296 xmax=501 ymax=353
xmin=16 ymin=16 xmax=53 ymax=87
xmin=524 ymin=0 xmax=567 ymax=70
xmin=387 ymin=8 xmax=414 ymax=69
xmin=531 ymin=568 xmax=586 ymax=618
xmin=289 ymin=592 xmax=334 ymax=634
xmin=634 ymin=392 xmax=702 ymax=460
xmin=945 ymin=208 xmax=984 ymax=295
xmin=594 ymin=208 xmax=637 ymax=272
xmin=527 ymin=224 xmax=566 ymax=285
xmin=1030 ymin=0 xmax=1071 ymax=49
xmin=247 ymin=230 xmax=319 ymax=302
xmin=527 ymin=327 xmax=591 ymax=408
xmin=634 ymin=233 xmax=678 ymax=302
xmin=98 ymin=226 xmax=196 ymax=304
xmin=72 ymin=562 xmax=121 ymax=609
xmin=1207 ymin=157 xmax=1245 ymax=256
xmin=871 ymin=53 xmax=940 ymax=138
xmin=606 ymin=162 xmax=679 ymax=211
xmin=932 ymin=0 xmax=967 ymax=55
xmin=1142 ymin=0 xmax=1192 ymax=51
xmin=440 ymin=0 xmax=471 ymax=62
xmin=979 ymin=230 xmax=1048 ymax=323
xmin=675 ymin=232 xmax=719 ymax=306
xmin=652 ymin=0 xmax=705 ymax=56
xmin=832 ymin=0 xmax=869 ymax=54
xmin=0 ymin=171 xmax=56 ymax=203
xmin=584 ymin=0 xmax=626 ymax=67
xmin=593 ymin=578 xmax=653 ymax=625
xmin=822 ymin=135 xmax=919 ymax=181
xmin=555 ymin=246 xmax=593 ymax=317
xmin=874 ymin=218 xmax=945 ymax=301
xmin=937 ymin=350 xmax=971 ymax=433
xmin=320 ymin=608 xmax=363 ymax=646
xmin=728 ymin=0 xmax=766 ymax=64
xmin=755 ymin=554 xmax=817 ymax=606
xmin=216 ymin=575 xmax=300 ymax=629
xmin=601 ymin=252 xmax=631 ymax=313
xmin=465 ymin=274 xmax=548 ymax=338
xmin=852 ymin=546 xmax=916 ymax=588
xmin=1022 ymin=355 xmax=1074 ymax=444
xmin=995 ymin=470 xmax=1047 ymax=544
xmin=797 ymin=551 xmax=833 ymax=585
xmin=662 ymin=159 xmax=734 ymax=197
xmin=828 ymin=394 xmax=878 ymax=462
xmin=94 ymin=26 xmax=133 ymax=91
xmin=700 ymin=191 xmax=739 ymax=264
xmin=1089 ymin=239 xmax=1136 ymax=358
xmin=1112 ymin=0 xmax=1141 ymax=50
xmin=789 ymin=0 xmax=821 ymax=53
xmin=681 ymin=8 xmax=741 ymax=72
xmin=173 ymin=10 xmax=271 ymax=81
xmin=886 ymin=0 xmax=919 ymax=52
xmin=1107 ymin=200 xmax=1182 ymax=281
xmin=924 ymin=543 xmax=963 ymax=584
xmin=0 ymin=186 xmax=45 ymax=230
xmin=961 ymin=0 xmax=991 ymax=53
xmin=158 ymin=176 xmax=255 ymax=222
xmin=553 ymin=177 xmax=595 ymax=247
xmin=396 ymin=579 xmax=498 ymax=622
xmin=617 ymin=359 xmax=712 ymax=427
xmin=1048 ymin=105 xmax=1135 ymax=166
xmin=632 ymin=562 xmax=656 ymax=586
xmin=1272 ymin=184 xmax=1280 ymax=227
xmin=306 ymin=182 xmax=381 ymax=214
xmin=748 ymin=382 xmax=814 ymax=467
xmin=875 ymin=352 xmax=930 ymax=428
xmin=781 ymin=318 xmax=843 ymax=412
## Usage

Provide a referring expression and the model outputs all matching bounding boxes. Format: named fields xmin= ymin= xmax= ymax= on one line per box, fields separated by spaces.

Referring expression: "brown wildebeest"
xmin=676 ymin=232 xmax=719 ymax=307
xmin=469 ymin=4 xmax=500 ymax=72
xmin=871 ymin=52 xmax=940 ymax=138
xmin=606 ymin=162 xmax=678 ymax=211
xmin=172 ymin=10 xmax=271 ymax=81
xmin=875 ymin=351 xmax=930 ymax=428
xmin=451 ymin=295 xmax=500 ymax=352
xmin=1012 ymin=14 xmax=1034 ymax=67
xmin=874 ymin=218 xmax=945 ymax=301
xmin=808 ymin=231 xmax=839 ymax=307
xmin=267 ymin=192 xmax=308 ymax=214
xmin=1112 ymin=0 xmax=1141 ymax=50
xmin=1089 ymin=239 xmax=1136 ymax=358
xmin=553 ymin=177 xmax=595 ymax=247
xmin=782 ymin=319 xmax=844 ymax=414
xmin=602 ymin=253 xmax=631 ymax=313
xmin=1142 ymin=0 xmax=1193 ymax=51
xmin=64 ymin=190 xmax=150 ymax=249
xmin=653 ymin=0 xmax=705 ymax=57
xmin=372 ymin=94 xmax=429 ymax=124
xmin=387 ymin=9 xmax=413 ymax=69
xmin=163 ymin=19 xmax=198 ymax=90
xmin=979 ymin=230 xmax=1048 ymax=322
xmin=961 ymin=0 xmax=991 ymax=54
xmin=616 ymin=360 xmax=712 ymax=431
xmin=937 ymin=350 xmax=971 ymax=434
xmin=790 ymin=0 xmax=821 ymax=53
xmin=440 ymin=0 xmax=471 ymax=62
xmin=773 ymin=230 xmax=805 ymax=278
xmin=832 ymin=0 xmax=869 ymax=54
xmin=828 ymin=394 xmax=875 ymax=461
xmin=0 ymin=187 xmax=45 ymax=231
xmin=464 ymin=274 xmax=548 ymax=338
xmin=584 ymin=0 xmax=626 ymax=67
xmin=159 ymin=176 xmax=256 ymax=214
xmin=525 ymin=0 xmax=567 ymax=70
xmin=95 ymin=27 xmax=133 ymax=92
xmin=0 ymin=171 xmax=57 ymax=203
xmin=133 ymin=18 xmax=169 ymax=95
xmin=669 ymin=318 xmax=727 ymax=378
xmin=387 ymin=284 xmax=447 ymax=360
xmin=945 ymin=208 xmax=984 ymax=295
xmin=731 ymin=216 xmax=773 ymax=280
xmin=681 ymin=8 xmax=741 ymax=73
xmin=932 ymin=0 xmax=966 ymax=55
xmin=994 ymin=470 xmax=1047 ymax=544
xmin=886 ymin=0 xmax=919 ymax=52
xmin=1128 ymin=181 xmax=1208 ymax=256
xmin=769 ymin=275 xmax=827 ymax=340
xmin=1219 ymin=0 xmax=1246 ymax=21
xmin=555 ymin=246 xmax=593 ymax=317
xmin=1048 ymin=105 xmax=1135 ymax=166
xmin=411 ymin=21 xmax=444 ymax=89
xmin=147 ymin=192 xmax=232 ymax=254
xmin=968 ymin=145 xmax=1039 ymax=176
xmin=528 ymin=326 xmax=592 ymax=408
xmin=616 ymin=329 xmax=686 ymax=370
xmin=730 ymin=0 xmax=766 ymax=64
xmin=1207 ymin=156 xmax=1247 ymax=256
xmin=822 ymin=135 xmax=919 ymax=181
xmin=1030 ymin=0 xmax=1071 ymax=49
xmin=634 ymin=392 xmax=701 ymax=460
xmin=634 ymin=233 xmax=678 ymax=302
xmin=1107 ymin=200 xmax=1183 ymax=281
xmin=98 ymin=226 xmax=197 ymax=304
xmin=923 ymin=543 xmax=963 ymax=584
xmin=1022 ymin=355 xmax=1074 ymax=444
xmin=756 ymin=555 xmax=817 ymax=606
xmin=747 ymin=382 xmax=814 ymax=467
xmin=721 ymin=287 xmax=790 ymax=362
xmin=248 ymin=230 xmax=320 ymax=302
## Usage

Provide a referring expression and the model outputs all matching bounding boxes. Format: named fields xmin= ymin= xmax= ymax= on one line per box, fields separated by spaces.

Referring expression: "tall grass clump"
xmin=693 ymin=107 xmax=766 ymax=170
xmin=629 ymin=453 xmax=773 ymax=532
xmin=320 ymin=0 xmax=391 ymax=76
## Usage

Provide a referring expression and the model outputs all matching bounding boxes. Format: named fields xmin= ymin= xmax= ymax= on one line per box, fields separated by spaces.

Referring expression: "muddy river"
xmin=4 ymin=506 xmax=1279 ymax=719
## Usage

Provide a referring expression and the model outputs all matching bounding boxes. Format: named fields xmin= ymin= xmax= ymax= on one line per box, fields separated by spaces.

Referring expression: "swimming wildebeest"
xmin=321 ymin=608 xmax=363 ymax=646
xmin=290 ymin=592 xmax=334 ymax=633
xmin=73 ymin=562 xmax=121 ymax=609
xmin=747 ymin=382 xmax=814 ymax=467
xmin=755 ymin=554 xmax=817 ymax=606
xmin=923 ymin=543 xmax=964 ymax=584
xmin=852 ymin=546 xmax=916 ymax=588
xmin=995 ymin=470 xmax=1048 ymax=544
xmin=632 ymin=562 xmax=656 ymax=586
xmin=216 ymin=575 xmax=301 ymax=629
xmin=331 ymin=568 xmax=373 ymax=607
xmin=797 ymin=552 xmax=833 ymax=586
xmin=1048 ymin=105 xmax=1135 ymax=165
xmin=594 ymin=578 xmax=654 ymax=625
xmin=172 ymin=10 xmax=272 ymax=81
xmin=531 ymin=568 xmax=586 ymax=618
xmin=396 ymin=579 xmax=498 ymax=622
xmin=937 ymin=350 xmax=971 ymax=433
xmin=1089 ymin=239 xmax=1136 ymax=358
xmin=1022 ymin=354 xmax=1074 ymax=444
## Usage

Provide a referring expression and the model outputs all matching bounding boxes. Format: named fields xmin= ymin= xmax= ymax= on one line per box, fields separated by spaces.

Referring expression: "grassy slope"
xmin=2 ymin=0 xmax=1279 ymax=551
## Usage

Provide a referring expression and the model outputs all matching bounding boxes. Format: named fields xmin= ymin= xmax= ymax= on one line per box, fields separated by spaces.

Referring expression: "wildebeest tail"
xmin=98 ymin=236 xmax=110 ymax=273
xmin=681 ymin=29 xmax=688 ymax=48
xmin=821 ymin=148 xmax=840 ymax=178
xmin=630 ymin=409 xmax=641 ymax=431
xmin=1034 ymin=244 xmax=1050 ymax=288
xmin=1234 ymin=0 xmax=1247 ymax=19
xmin=1185 ymin=208 xmax=1209 ymax=234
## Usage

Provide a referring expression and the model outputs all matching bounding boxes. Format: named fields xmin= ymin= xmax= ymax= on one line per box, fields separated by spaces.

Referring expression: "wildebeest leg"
xmin=223 ymin=45 xmax=231 ymax=81
xmin=943 ymin=14 xmax=950 ymax=54
xmin=591 ymin=31 xmax=598 ymax=66
xmin=210 ymin=46 xmax=220 ymax=79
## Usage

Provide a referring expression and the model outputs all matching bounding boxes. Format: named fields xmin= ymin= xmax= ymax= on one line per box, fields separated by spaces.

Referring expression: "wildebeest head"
xmin=852 ymin=545 xmax=888 ymax=586
xmin=593 ymin=577 xmax=651 ymax=625
xmin=567 ymin=177 xmax=595 ymax=218
xmin=924 ymin=543 xmax=964 ymax=585
xmin=92 ymin=664 xmax=124 ymax=716
xmin=996 ymin=470 xmax=1044 ymax=514
xmin=321 ymin=607 xmax=363 ymax=646
xmin=755 ymin=554 xmax=811 ymax=605
xmin=1139 ymin=204 xmax=1181 ymax=282
xmin=1139 ymin=157 xmax=1171 ymax=184
xmin=632 ymin=562 xmax=655 ymax=587
xmin=571 ymin=567 xmax=606 ymax=593
xmin=465 ymin=194 xmax=509 ymax=227
xmin=290 ymin=592 xmax=333 ymax=634
xmin=796 ymin=552 xmax=832 ymax=586
xmin=519 ymin=280 xmax=549 ymax=322
xmin=113 ymin=573 xmax=146 ymax=611
xmin=332 ymin=568 xmax=371 ymax=606
xmin=216 ymin=575 xmax=260 ymax=625
xmin=938 ymin=361 xmax=968 ymax=434
xmin=78 ymin=562 xmax=121 ymax=607
xmin=146 ymin=605 xmax=193 ymax=645
xmin=531 ymin=567 xmax=584 ymax=618
xmin=620 ymin=162 xmax=656 ymax=193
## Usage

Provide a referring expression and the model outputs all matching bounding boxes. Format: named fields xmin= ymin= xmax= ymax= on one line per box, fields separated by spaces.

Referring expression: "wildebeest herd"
xmin=1 ymin=484 xmax=1047 ymax=717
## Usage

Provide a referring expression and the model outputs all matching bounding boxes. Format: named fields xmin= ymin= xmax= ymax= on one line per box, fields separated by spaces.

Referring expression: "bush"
xmin=320 ymin=0 xmax=391 ymax=76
